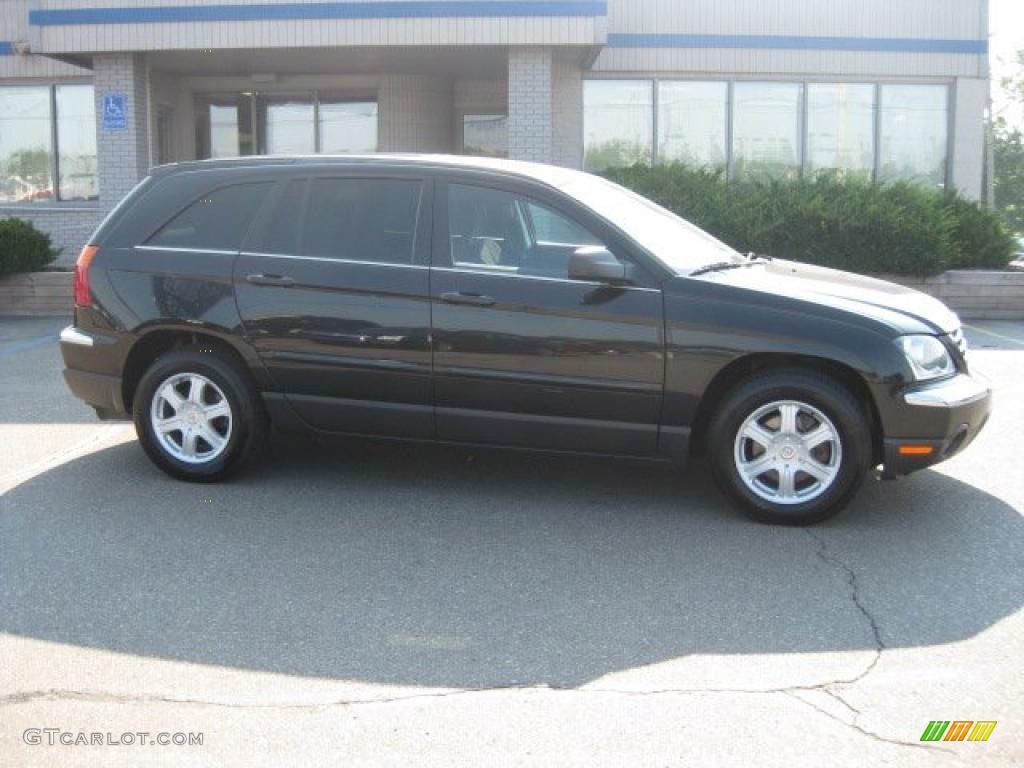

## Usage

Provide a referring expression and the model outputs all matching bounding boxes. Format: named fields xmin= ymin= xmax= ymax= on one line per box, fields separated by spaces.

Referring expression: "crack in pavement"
xmin=789 ymin=530 xmax=953 ymax=757
xmin=781 ymin=690 xmax=957 ymax=758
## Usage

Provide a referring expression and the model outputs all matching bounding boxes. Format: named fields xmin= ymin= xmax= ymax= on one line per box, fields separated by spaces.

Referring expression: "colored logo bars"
xmin=920 ymin=721 xmax=997 ymax=742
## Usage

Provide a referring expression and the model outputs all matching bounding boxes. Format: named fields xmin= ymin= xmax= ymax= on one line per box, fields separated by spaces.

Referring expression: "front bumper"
xmin=882 ymin=373 xmax=992 ymax=478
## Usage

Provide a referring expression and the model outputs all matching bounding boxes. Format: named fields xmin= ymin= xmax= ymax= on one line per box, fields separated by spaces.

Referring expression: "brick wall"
xmin=93 ymin=53 xmax=151 ymax=210
xmin=508 ymin=48 xmax=553 ymax=164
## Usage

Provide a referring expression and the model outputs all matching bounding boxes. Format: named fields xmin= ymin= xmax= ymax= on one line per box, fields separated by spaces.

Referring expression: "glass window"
xmin=463 ymin=114 xmax=508 ymax=158
xmin=583 ymin=80 xmax=653 ymax=172
xmin=448 ymin=183 xmax=607 ymax=279
xmin=55 ymin=84 xmax=98 ymax=201
xmin=879 ymin=84 xmax=948 ymax=188
xmin=259 ymin=94 xmax=315 ymax=155
xmin=525 ymin=202 xmax=602 ymax=248
xmin=195 ymin=93 xmax=255 ymax=159
xmin=561 ymin=175 xmax=740 ymax=273
xmin=657 ymin=82 xmax=728 ymax=170
xmin=302 ymin=178 xmax=421 ymax=264
xmin=319 ymin=99 xmax=378 ymax=154
xmin=806 ymin=83 xmax=875 ymax=177
xmin=0 ymin=86 xmax=54 ymax=203
xmin=148 ymin=183 xmax=272 ymax=250
xmin=732 ymin=82 xmax=802 ymax=181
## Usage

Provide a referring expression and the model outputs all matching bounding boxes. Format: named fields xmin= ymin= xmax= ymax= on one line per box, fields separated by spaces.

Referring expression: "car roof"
xmin=149 ymin=153 xmax=590 ymax=191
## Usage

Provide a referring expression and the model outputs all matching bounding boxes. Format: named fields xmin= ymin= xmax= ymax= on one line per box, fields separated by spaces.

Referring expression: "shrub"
xmin=0 ymin=218 xmax=59 ymax=275
xmin=941 ymin=194 xmax=1018 ymax=270
xmin=602 ymin=165 xmax=1015 ymax=276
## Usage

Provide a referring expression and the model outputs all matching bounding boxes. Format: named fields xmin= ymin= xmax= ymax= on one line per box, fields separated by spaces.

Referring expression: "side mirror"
xmin=568 ymin=247 xmax=633 ymax=285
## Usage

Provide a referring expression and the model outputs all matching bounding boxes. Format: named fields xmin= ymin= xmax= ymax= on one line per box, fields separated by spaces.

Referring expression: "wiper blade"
xmin=689 ymin=261 xmax=747 ymax=277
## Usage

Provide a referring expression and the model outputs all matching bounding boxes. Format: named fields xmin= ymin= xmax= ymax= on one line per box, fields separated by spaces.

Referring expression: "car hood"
xmin=690 ymin=259 xmax=960 ymax=335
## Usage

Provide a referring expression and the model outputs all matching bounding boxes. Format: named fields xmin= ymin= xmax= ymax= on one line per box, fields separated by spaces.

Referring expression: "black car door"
xmin=234 ymin=170 xmax=434 ymax=438
xmin=431 ymin=176 xmax=666 ymax=455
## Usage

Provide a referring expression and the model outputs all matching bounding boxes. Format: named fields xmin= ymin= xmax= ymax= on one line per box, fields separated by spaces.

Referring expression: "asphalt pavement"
xmin=0 ymin=315 xmax=1021 ymax=766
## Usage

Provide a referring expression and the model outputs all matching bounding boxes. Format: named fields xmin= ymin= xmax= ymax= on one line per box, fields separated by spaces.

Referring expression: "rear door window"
xmin=302 ymin=177 xmax=422 ymax=264
xmin=146 ymin=182 xmax=272 ymax=251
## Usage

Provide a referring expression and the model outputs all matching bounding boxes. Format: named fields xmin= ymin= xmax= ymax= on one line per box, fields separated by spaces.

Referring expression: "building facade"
xmin=0 ymin=0 xmax=990 ymax=265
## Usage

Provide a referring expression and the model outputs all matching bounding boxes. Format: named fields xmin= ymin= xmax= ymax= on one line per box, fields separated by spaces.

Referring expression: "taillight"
xmin=74 ymin=245 xmax=99 ymax=307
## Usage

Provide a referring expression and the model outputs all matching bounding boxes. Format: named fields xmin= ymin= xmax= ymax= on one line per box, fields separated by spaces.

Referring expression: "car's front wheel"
xmin=708 ymin=369 xmax=872 ymax=525
xmin=133 ymin=345 xmax=266 ymax=481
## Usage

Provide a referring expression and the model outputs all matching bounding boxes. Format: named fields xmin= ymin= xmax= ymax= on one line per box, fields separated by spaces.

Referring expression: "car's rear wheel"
xmin=708 ymin=369 xmax=872 ymax=525
xmin=133 ymin=345 xmax=266 ymax=481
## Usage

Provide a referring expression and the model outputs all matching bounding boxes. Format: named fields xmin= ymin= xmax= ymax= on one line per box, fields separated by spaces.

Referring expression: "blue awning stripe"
xmin=606 ymin=33 xmax=987 ymax=55
xmin=30 ymin=1 xmax=607 ymax=25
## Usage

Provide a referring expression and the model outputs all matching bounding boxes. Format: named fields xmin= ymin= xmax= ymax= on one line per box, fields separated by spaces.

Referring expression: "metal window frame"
xmin=48 ymin=84 xmax=60 ymax=199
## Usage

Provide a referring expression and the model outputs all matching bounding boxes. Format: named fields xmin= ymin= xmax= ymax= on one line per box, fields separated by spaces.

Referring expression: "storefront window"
xmin=0 ymin=87 xmax=54 ymax=203
xmin=732 ymin=82 xmax=803 ymax=181
xmin=657 ymin=82 xmax=728 ymax=171
xmin=195 ymin=93 xmax=255 ymax=159
xmin=319 ymin=100 xmax=378 ymax=154
xmin=463 ymin=114 xmax=508 ymax=158
xmin=259 ymin=94 xmax=315 ymax=155
xmin=806 ymin=83 xmax=875 ymax=178
xmin=879 ymin=84 xmax=948 ymax=188
xmin=583 ymin=80 xmax=653 ymax=172
xmin=55 ymin=84 xmax=98 ymax=201
xmin=195 ymin=92 xmax=378 ymax=158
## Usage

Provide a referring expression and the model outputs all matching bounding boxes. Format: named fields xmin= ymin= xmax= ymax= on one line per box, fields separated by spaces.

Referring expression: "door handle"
xmin=440 ymin=291 xmax=496 ymax=307
xmin=246 ymin=273 xmax=295 ymax=288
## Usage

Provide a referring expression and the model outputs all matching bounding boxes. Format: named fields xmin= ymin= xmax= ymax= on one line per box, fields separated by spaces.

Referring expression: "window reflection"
xmin=879 ymin=84 xmax=948 ymax=188
xmin=581 ymin=78 xmax=949 ymax=189
xmin=319 ymin=100 xmax=378 ymax=154
xmin=259 ymin=94 xmax=315 ymax=155
xmin=463 ymin=114 xmax=508 ymax=158
xmin=658 ymin=81 xmax=728 ymax=171
xmin=583 ymin=80 xmax=653 ymax=172
xmin=732 ymin=82 xmax=802 ymax=181
xmin=56 ymin=84 xmax=98 ymax=201
xmin=807 ymin=83 xmax=875 ymax=177
xmin=0 ymin=87 xmax=54 ymax=203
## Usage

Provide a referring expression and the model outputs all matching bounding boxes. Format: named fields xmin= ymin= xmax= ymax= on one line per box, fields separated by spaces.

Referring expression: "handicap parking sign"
xmin=102 ymin=92 xmax=127 ymax=131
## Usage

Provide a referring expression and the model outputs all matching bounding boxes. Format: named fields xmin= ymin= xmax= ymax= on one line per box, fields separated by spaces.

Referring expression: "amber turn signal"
xmin=898 ymin=445 xmax=935 ymax=456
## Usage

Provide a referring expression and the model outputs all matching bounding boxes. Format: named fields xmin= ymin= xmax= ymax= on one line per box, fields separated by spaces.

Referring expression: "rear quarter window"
xmin=146 ymin=182 xmax=271 ymax=251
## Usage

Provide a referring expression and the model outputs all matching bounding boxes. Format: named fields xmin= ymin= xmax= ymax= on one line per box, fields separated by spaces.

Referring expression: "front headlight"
xmin=896 ymin=335 xmax=956 ymax=381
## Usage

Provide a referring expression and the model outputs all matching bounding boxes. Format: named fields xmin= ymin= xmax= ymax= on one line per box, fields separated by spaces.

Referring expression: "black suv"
xmin=61 ymin=155 xmax=991 ymax=525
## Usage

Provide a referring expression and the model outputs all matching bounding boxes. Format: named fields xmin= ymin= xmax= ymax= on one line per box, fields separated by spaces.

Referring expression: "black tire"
xmin=132 ymin=344 xmax=267 ymax=482
xmin=708 ymin=368 xmax=872 ymax=525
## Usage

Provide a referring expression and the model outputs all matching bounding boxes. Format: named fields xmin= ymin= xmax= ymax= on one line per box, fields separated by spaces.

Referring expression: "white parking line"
xmin=0 ymin=424 xmax=131 ymax=495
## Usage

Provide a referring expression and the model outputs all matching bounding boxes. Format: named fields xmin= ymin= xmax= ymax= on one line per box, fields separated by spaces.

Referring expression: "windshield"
xmin=560 ymin=175 xmax=741 ymax=272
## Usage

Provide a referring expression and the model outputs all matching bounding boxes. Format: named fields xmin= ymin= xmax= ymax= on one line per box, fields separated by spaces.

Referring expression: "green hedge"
xmin=602 ymin=165 xmax=1017 ymax=276
xmin=0 ymin=218 xmax=59 ymax=276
